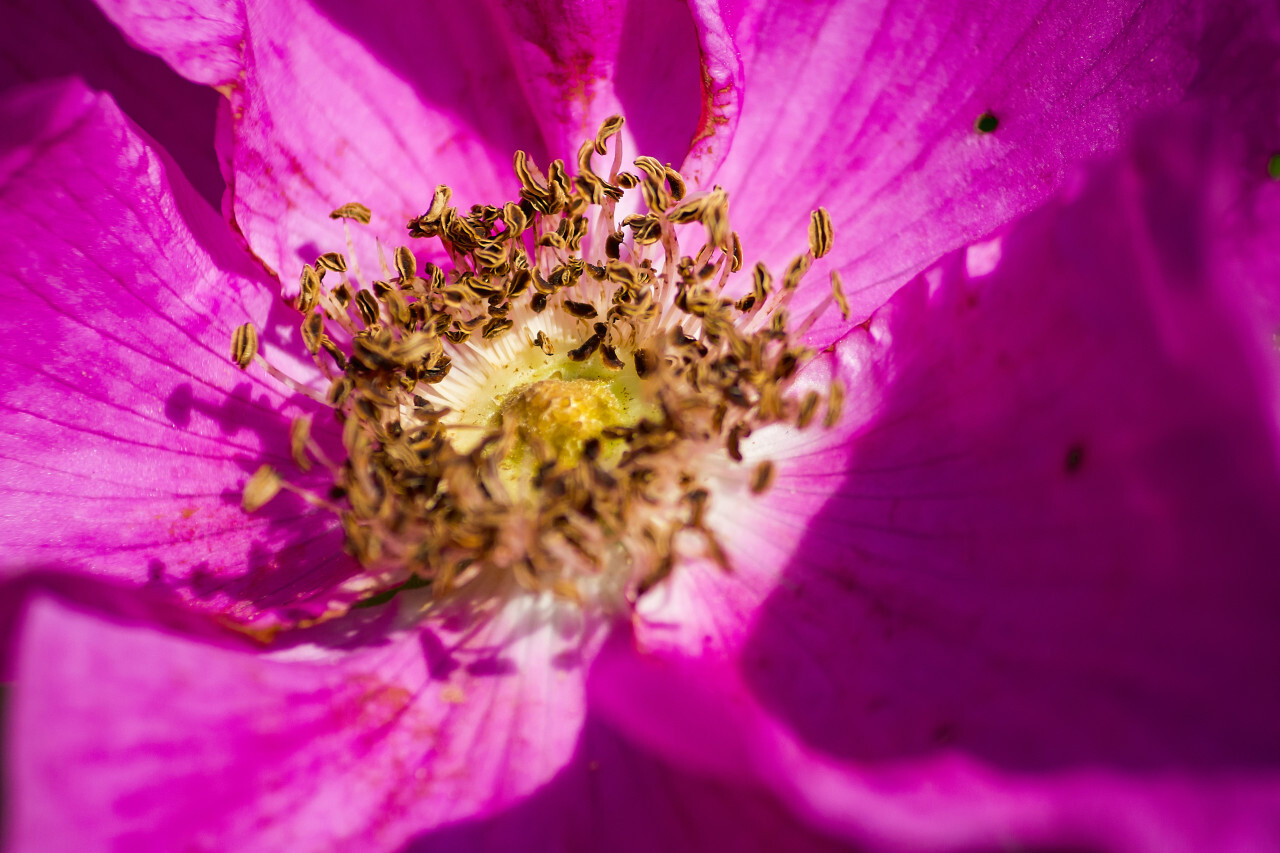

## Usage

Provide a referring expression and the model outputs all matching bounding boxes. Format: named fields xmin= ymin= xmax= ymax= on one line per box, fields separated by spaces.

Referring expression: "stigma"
xmin=232 ymin=116 xmax=846 ymax=613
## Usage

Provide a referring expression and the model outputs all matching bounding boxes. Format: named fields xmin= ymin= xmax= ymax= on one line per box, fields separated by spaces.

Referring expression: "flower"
xmin=2 ymin=0 xmax=1280 ymax=851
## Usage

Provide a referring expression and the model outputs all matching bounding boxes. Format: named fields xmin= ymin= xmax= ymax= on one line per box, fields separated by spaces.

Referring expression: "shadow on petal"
xmin=741 ymin=113 xmax=1280 ymax=775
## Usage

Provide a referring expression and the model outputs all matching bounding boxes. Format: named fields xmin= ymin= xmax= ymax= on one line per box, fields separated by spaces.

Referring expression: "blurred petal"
xmin=0 ymin=79 xmax=356 ymax=625
xmin=596 ymin=115 xmax=1280 ymax=851
xmin=593 ymin=642 xmax=1280 ymax=853
xmin=707 ymin=0 xmax=1280 ymax=340
xmin=0 ymin=0 xmax=223 ymax=206
xmin=402 ymin=714 xmax=854 ymax=853
xmin=8 ymin=591 xmax=595 ymax=851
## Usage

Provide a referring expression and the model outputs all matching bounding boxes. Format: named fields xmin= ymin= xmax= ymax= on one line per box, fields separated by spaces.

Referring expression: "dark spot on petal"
xmin=974 ymin=112 xmax=999 ymax=134
xmin=931 ymin=722 xmax=958 ymax=745
xmin=1064 ymin=442 xmax=1085 ymax=474
xmin=1268 ymin=153 xmax=1280 ymax=180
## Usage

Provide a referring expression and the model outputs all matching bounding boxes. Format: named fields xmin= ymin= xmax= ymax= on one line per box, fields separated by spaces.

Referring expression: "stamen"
xmin=233 ymin=114 xmax=850 ymax=615
xmin=242 ymin=464 xmax=282 ymax=511
xmin=808 ymin=207 xmax=834 ymax=259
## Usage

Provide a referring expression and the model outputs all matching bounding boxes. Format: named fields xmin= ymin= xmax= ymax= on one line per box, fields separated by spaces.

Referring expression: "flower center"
xmin=231 ymin=115 xmax=846 ymax=615
xmin=500 ymin=377 xmax=625 ymax=466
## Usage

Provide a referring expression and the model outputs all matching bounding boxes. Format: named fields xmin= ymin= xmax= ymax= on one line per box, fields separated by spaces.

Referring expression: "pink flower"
xmin=2 ymin=0 xmax=1279 ymax=850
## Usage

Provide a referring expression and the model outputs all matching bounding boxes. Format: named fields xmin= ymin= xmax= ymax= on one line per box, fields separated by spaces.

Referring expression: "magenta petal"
xmin=711 ymin=0 xmax=1280 ymax=334
xmin=401 ymin=715 xmax=853 ymax=853
xmin=746 ymin=115 xmax=1280 ymax=773
xmin=491 ymin=0 xmax=705 ymax=168
xmin=596 ymin=117 xmax=1280 ymax=851
xmin=0 ymin=79 xmax=357 ymax=624
xmin=592 ymin=642 xmax=1280 ymax=853
xmin=8 ymin=592 xmax=593 ymax=851
xmin=1 ymin=0 xmax=224 ymax=206
xmin=96 ymin=0 xmax=554 ymax=278
xmin=92 ymin=0 xmax=244 ymax=86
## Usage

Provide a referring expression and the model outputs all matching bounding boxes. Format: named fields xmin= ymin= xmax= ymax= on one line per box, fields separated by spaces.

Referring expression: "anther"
xmin=824 ymin=381 xmax=845 ymax=428
xmin=830 ymin=270 xmax=850 ymax=320
xmin=808 ymin=207 xmax=834 ymax=258
xmin=749 ymin=460 xmax=775 ymax=494
xmin=230 ymin=323 xmax=258 ymax=369
xmin=243 ymin=464 xmax=283 ymax=512
xmin=330 ymin=202 xmax=373 ymax=224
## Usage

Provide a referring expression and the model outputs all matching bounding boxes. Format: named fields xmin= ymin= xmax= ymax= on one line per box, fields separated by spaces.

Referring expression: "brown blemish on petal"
xmin=690 ymin=64 xmax=733 ymax=150
xmin=340 ymin=674 xmax=414 ymax=730
xmin=546 ymin=50 xmax=603 ymax=115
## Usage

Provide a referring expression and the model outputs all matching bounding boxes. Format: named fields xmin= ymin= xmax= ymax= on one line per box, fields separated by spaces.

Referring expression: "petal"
xmin=598 ymin=115 xmax=1280 ymax=851
xmin=96 ymin=0 xmax=555 ymax=280
xmin=91 ymin=0 xmax=245 ymax=86
xmin=489 ymin=0 xmax=706 ymax=169
xmin=593 ymin=643 xmax=1280 ymax=853
xmin=678 ymin=0 xmax=742 ymax=185
xmin=706 ymin=0 xmax=1280 ymax=335
xmin=8 ymin=590 xmax=596 ymax=851
xmin=98 ymin=0 xmax=711 ymax=283
xmin=0 ymin=79 xmax=356 ymax=625
xmin=1 ymin=0 xmax=224 ymax=206
xmin=401 ymin=715 xmax=854 ymax=853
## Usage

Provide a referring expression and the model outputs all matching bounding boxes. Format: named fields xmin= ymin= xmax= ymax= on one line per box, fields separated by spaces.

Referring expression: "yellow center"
xmin=500 ymin=377 xmax=625 ymax=465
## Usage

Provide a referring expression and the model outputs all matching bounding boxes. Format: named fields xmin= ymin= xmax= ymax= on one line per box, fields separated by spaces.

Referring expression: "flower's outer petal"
xmin=0 ymin=0 xmax=224 ymax=207
xmin=0 ymin=78 xmax=360 ymax=626
xmin=677 ymin=1 xmax=742 ymax=186
xmin=89 ymin=0 xmax=243 ymax=86
xmin=595 ymin=116 xmax=1280 ymax=852
xmin=402 ymin=715 xmax=854 ymax=853
xmin=93 ymin=0 xmax=553 ymax=282
xmin=487 ymin=0 xmax=706 ymax=170
xmin=592 ymin=642 xmax=1280 ymax=853
xmin=706 ymin=0 xmax=1280 ymax=339
xmin=8 ymin=591 xmax=596 ymax=852
xmin=95 ymin=0 xmax=710 ymax=281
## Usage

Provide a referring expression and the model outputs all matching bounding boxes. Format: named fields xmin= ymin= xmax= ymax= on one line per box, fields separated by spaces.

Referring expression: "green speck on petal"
xmin=1268 ymin=153 xmax=1280 ymax=180
xmin=974 ymin=112 xmax=999 ymax=134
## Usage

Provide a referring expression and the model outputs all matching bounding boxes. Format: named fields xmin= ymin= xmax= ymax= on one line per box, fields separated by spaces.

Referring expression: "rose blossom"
xmin=1 ymin=0 xmax=1279 ymax=851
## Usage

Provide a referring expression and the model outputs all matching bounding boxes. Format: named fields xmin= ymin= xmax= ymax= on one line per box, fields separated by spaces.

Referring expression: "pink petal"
xmin=489 ymin=0 xmax=705 ymax=169
xmin=595 ymin=115 xmax=1280 ymax=851
xmin=95 ymin=0 xmax=555 ymax=279
xmin=0 ymin=79 xmax=355 ymax=625
xmin=8 ymin=591 xmax=596 ymax=851
xmin=400 ymin=715 xmax=854 ymax=853
xmin=704 ymin=0 xmax=1280 ymax=339
xmin=92 ymin=0 xmax=244 ymax=86
xmin=1 ymin=0 xmax=224 ymax=206
xmin=593 ymin=644 xmax=1280 ymax=853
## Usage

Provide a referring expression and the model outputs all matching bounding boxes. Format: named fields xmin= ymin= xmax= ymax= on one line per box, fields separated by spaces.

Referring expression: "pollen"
xmin=501 ymin=377 xmax=626 ymax=466
xmin=232 ymin=115 xmax=846 ymax=613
